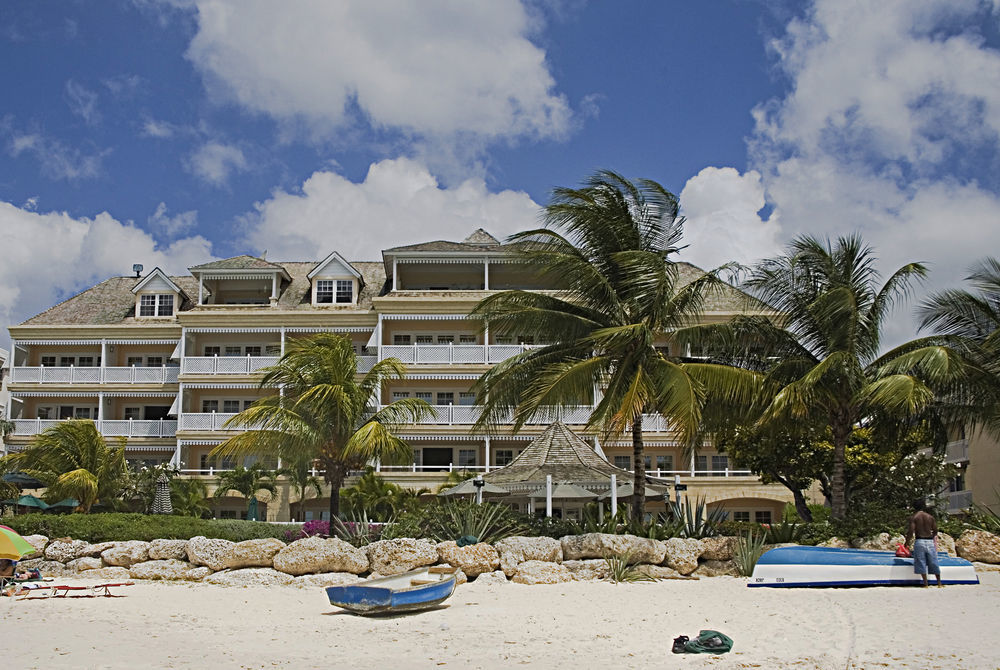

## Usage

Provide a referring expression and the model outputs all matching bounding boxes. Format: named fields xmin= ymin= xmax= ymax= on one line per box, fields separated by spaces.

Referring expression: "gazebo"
xmin=480 ymin=422 xmax=668 ymax=519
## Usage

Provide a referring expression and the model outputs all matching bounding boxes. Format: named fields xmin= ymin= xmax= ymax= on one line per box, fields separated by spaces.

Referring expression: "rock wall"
xmin=13 ymin=529 xmax=999 ymax=586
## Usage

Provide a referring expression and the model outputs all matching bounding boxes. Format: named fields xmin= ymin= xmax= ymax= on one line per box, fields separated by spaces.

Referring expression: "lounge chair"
xmin=11 ymin=582 xmax=134 ymax=599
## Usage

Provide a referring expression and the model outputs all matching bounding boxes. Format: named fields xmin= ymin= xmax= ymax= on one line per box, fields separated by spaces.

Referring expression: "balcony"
xmin=180 ymin=355 xmax=378 ymax=375
xmin=380 ymin=344 xmax=536 ymax=365
xmin=12 ymin=418 xmax=177 ymax=438
xmin=10 ymin=366 xmax=179 ymax=385
xmin=178 ymin=413 xmax=245 ymax=432
xmin=945 ymin=439 xmax=969 ymax=464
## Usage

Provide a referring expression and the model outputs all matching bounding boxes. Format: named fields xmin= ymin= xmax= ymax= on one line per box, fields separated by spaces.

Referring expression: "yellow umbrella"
xmin=0 ymin=525 xmax=37 ymax=560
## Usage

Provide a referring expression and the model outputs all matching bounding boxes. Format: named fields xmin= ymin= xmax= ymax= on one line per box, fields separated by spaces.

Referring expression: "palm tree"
xmin=918 ymin=257 xmax=1000 ymax=433
xmin=170 ymin=478 xmax=212 ymax=518
xmin=278 ymin=457 xmax=324 ymax=522
xmin=211 ymin=333 xmax=432 ymax=521
xmin=212 ymin=463 xmax=278 ymax=518
xmin=471 ymin=171 xmax=724 ymax=521
xmin=0 ymin=420 xmax=128 ymax=512
xmin=681 ymin=234 xmax=958 ymax=519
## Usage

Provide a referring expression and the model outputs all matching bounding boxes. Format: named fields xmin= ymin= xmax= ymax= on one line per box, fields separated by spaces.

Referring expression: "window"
xmin=245 ymin=346 xmax=261 ymax=357
xmin=204 ymin=346 xmax=220 ymax=356
xmin=222 ymin=400 xmax=240 ymax=413
xmin=74 ymin=407 xmax=92 ymax=419
xmin=495 ymin=449 xmax=514 ymax=466
xmin=265 ymin=345 xmax=281 ymax=355
xmin=458 ymin=449 xmax=477 ymax=467
xmin=60 ymin=356 xmax=75 ymax=367
xmin=392 ymin=391 xmax=410 ymax=400
xmin=40 ymin=356 xmax=56 ymax=367
xmin=77 ymin=356 xmax=95 ymax=367
xmin=517 ymin=335 xmax=535 ymax=345
xmin=37 ymin=406 xmax=52 ymax=419
xmin=436 ymin=335 xmax=454 ymax=344
xmin=614 ymin=455 xmax=631 ymax=469
xmin=60 ymin=406 xmax=75 ymax=419
xmin=459 ymin=392 xmax=476 ymax=406
xmin=202 ymin=400 xmax=219 ymax=413
xmin=139 ymin=293 xmax=173 ymax=317
xmin=459 ymin=334 xmax=477 ymax=344
xmin=243 ymin=400 xmax=254 ymax=411
xmin=219 ymin=510 xmax=238 ymax=520
xmin=124 ymin=407 xmax=141 ymax=420
xmin=733 ymin=511 xmax=750 ymax=522
xmin=393 ymin=334 xmax=411 ymax=345
xmin=695 ymin=455 xmax=708 ymax=476
xmin=127 ymin=356 xmax=143 ymax=367
xmin=711 ymin=455 xmax=729 ymax=473
xmin=657 ymin=455 xmax=673 ymax=472
xmin=146 ymin=356 xmax=163 ymax=367
xmin=335 ymin=280 xmax=353 ymax=303
xmin=436 ymin=392 xmax=454 ymax=405
xmin=315 ymin=280 xmax=334 ymax=303
xmin=225 ymin=346 xmax=242 ymax=356
xmin=494 ymin=336 xmax=513 ymax=345
xmin=415 ymin=391 xmax=432 ymax=401
xmin=755 ymin=511 xmax=772 ymax=524
xmin=413 ymin=449 xmax=422 ymax=467
xmin=415 ymin=335 xmax=433 ymax=344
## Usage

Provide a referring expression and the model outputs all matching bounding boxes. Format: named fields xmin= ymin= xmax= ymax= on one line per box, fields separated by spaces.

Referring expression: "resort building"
xmin=5 ymin=229 xmax=799 ymax=521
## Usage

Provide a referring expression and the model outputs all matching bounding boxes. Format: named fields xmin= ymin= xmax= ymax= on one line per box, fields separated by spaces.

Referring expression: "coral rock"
xmin=101 ymin=541 xmax=151 ymax=568
xmin=472 ymin=570 xmax=509 ymax=586
xmin=206 ymin=567 xmax=295 ymax=587
xmin=65 ymin=557 xmax=104 ymax=572
xmin=852 ymin=533 xmax=904 ymax=551
xmin=130 ymin=559 xmax=210 ymax=581
xmin=956 ymin=530 xmax=1000 ymax=564
xmin=699 ymin=536 xmax=739 ymax=561
xmin=494 ymin=536 xmax=563 ymax=576
xmin=44 ymin=539 xmax=89 ymax=563
xmin=661 ymin=537 xmax=704 ymax=575
xmin=435 ymin=541 xmax=500 ymax=578
xmin=272 ymin=536 xmax=369 ymax=576
xmin=634 ymin=564 xmax=694 ymax=580
xmin=692 ymin=559 xmax=740 ymax=577
xmin=148 ymin=539 xmax=189 ymax=561
xmin=187 ymin=536 xmax=236 ymax=571
xmin=561 ymin=559 xmax=610 ymax=581
xmin=293 ymin=572 xmax=364 ymax=589
xmin=817 ymin=537 xmax=850 ymax=549
xmin=512 ymin=560 xmax=575 ymax=584
xmin=21 ymin=535 xmax=48 ymax=557
xmin=224 ymin=538 xmax=286 ymax=569
xmin=560 ymin=533 xmax=666 ymax=564
xmin=365 ymin=538 xmax=439 ymax=576
xmin=79 ymin=567 xmax=132 ymax=581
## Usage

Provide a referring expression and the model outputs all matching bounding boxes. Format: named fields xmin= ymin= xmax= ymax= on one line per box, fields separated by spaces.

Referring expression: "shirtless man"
xmin=905 ymin=498 xmax=941 ymax=587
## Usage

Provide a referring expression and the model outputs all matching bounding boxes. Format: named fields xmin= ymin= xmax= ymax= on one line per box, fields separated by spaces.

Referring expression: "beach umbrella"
xmin=46 ymin=498 xmax=81 ymax=510
xmin=0 ymin=525 xmax=37 ymax=560
xmin=439 ymin=479 xmax=509 ymax=497
xmin=150 ymin=473 xmax=173 ymax=515
xmin=2 ymin=472 xmax=45 ymax=489
xmin=246 ymin=496 xmax=259 ymax=521
xmin=15 ymin=494 xmax=49 ymax=510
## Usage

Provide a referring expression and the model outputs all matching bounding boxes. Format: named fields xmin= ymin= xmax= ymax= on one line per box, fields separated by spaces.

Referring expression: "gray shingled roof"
xmin=384 ymin=229 xmax=518 ymax=253
xmin=462 ymin=229 xmax=500 ymax=245
xmin=482 ymin=422 xmax=631 ymax=484
xmin=189 ymin=255 xmax=287 ymax=271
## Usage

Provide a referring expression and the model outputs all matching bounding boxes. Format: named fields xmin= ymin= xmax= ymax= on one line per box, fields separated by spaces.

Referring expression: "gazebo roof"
xmin=482 ymin=422 xmax=631 ymax=484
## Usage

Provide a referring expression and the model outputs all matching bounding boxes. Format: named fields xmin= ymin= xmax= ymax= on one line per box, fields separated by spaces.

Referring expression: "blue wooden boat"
xmin=749 ymin=545 xmax=980 ymax=588
xmin=326 ymin=566 xmax=459 ymax=614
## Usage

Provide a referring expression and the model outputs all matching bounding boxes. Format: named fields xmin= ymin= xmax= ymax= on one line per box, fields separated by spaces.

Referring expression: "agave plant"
xmin=603 ymin=550 xmax=657 ymax=583
xmin=732 ymin=528 xmax=767 ymax=577
xmin=763 ymin=518 xmax=805 ymax=544
xmin=414 ymin=500 xmax=527 ymax=544
xmin=668 ymin=496 xmax=728 ymax=538
xmin=331 ymin=511 xmax=383 ymax=547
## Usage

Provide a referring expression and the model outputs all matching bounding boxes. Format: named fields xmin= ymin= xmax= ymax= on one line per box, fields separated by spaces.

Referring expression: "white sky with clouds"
xmin=1 ymin=0 xmax=999 ymax=350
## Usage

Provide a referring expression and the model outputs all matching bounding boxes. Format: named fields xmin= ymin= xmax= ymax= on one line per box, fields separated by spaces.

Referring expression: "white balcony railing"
xmin=945 ymin=439 xmax=970 ymax=464
xmin=180 ymin=356 xmax=279 ymax=375
xmin=945 ymin=490 xmax=973 ymax=512
xmin=10 ymin=366 xmax=179 ymax=385
xmin=178 ymin=412 xmax=245 ymax=432
xmin=380 ymin=344 xmax=538 ymax=365
xmin=12 ymin=418 xmax=177 ymax=437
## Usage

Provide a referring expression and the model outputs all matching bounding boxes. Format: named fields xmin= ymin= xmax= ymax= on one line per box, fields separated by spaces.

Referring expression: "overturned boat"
xmin=326 ymin=565 xmax=459 ymax=615
xmin=749 ymin=545 xmax=980 ymax=588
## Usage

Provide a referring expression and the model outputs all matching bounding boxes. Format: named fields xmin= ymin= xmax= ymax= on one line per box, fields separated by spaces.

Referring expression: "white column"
xmin=198 ymin=275 xmax=204 ymax=305
xmin=173 ymin=440 xmax=182 ymax=468
xmin=100 ymin=339 xmax=107 ymax=369
xmin=483 ymin=258 xmax=490 ymax=290
xmin=97 ymin=391 xmax=104 ymax=426
xmin=610 ymin=473 xmax=617 ymax=518
xmin=392 ymin=257 xmax=398 ymax=291
xmin=484 ymin=435 xmax=491 ymax=473
xmin=270 ymin=274 xmax=278 ymax=306
xmin=179 ymin=330 xmax=186 ymax=359
xmin=545 ymin=474 xmax=553 ymax=518
xmin=280 ymin=326 xmax=286 ymax=356
xmin=375 ymin=314 xmax=383 ymax=361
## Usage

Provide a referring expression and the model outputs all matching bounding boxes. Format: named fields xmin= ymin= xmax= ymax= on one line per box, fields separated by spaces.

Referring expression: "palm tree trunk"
xmin=326 ymin=462 xmax=346 ymax=523
xmin=830 ymin=419 xmax=850 ymax=520
xmin=631 ymin=416 xmax=645 ymax=523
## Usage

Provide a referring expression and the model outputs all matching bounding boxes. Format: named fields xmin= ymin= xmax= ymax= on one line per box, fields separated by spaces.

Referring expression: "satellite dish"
xmin=133 ymin=263 xmax=144 ymax=278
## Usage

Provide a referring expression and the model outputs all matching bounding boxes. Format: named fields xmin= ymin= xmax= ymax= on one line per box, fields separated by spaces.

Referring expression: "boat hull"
xmin=749 ymin=546 xmax=980 ymax=588
xmin=326 ymin=567 xmax=458 ymax=614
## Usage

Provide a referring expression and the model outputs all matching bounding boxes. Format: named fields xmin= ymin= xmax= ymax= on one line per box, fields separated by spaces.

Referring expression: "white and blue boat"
xmin=326 ymin=566 xmax=459 ymax=615
xmin=749 ymin=545 xmax=980 ymax=588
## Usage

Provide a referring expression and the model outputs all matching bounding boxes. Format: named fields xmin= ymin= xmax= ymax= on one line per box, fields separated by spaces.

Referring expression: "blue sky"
xmin=2 ymin=0 xmax=1000 ymax=347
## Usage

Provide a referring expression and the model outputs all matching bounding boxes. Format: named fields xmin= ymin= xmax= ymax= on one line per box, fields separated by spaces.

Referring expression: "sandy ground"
xmin=3 ymin=571 xmax=1000 ymax=670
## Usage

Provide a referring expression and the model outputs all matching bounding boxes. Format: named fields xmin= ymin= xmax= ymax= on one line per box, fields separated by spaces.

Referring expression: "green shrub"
xmin=763 ymin=518 xmax=805 ymax=544
xmin=6 ymin=513 xmax=298 ymax=543
xmin=668 ymin=496 xmax=728 ymax=538
xmin=603 ymin=550 xmax=656 ymax=583
xmin=384 ymin=500 xmax=527 ymax=544
xmin=524 ymin=515 xmax=582 ymax=539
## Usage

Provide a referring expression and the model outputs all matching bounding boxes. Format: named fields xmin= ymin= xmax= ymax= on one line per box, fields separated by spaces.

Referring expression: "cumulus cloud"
xmin=242 ymin=157 xmax=541 ymax=261
xmin=0 ymin=201 xmax=214 ymax=339
xmin=679 ymin=167 xmax=781 ymax=271
xmin=186 ymin=141 xmax=247 ymax=186
xmin=687 ymin=0 xmax=1000 ymax=346
xmin=141 ymin=118 xmax=178 ymax=138
xmin=148 ymin=201 xmax=198 ymax=237
xmin=179 ymin=0 xmax=572 ymax=144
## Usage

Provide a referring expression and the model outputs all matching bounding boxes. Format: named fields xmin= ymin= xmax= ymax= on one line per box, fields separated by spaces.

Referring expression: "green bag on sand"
xmin=684 ymin=630 xmax=733 ymax=654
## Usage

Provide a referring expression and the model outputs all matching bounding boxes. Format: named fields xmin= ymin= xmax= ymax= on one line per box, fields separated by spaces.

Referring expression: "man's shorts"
xmin=912 ymin=538 xmax=940 ymax=575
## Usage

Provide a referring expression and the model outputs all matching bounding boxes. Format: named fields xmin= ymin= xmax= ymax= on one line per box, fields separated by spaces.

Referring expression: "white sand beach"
xmin=4 ymin=571 xmax=999 ymax=670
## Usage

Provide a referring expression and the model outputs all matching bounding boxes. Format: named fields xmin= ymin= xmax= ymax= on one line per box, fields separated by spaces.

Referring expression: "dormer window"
xmin=336 ymin=280 xmax=353 ymax=303
xmin=316 ymin=280 xmax=334 ymax=303
xmin=308 ymin=251 xmax=362 ymax=306
xmin=139 ymin=294 xmax=174 ymax=317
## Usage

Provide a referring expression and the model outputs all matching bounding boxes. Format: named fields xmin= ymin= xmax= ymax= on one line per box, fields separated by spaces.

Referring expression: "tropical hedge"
xmin=6 ymin=513 xmax=299 ymax=543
